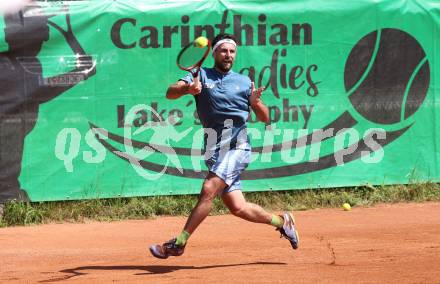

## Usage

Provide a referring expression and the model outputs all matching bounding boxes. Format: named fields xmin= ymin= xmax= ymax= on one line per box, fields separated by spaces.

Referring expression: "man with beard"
xmin=150 ymin=34 xmax=299 ymax=259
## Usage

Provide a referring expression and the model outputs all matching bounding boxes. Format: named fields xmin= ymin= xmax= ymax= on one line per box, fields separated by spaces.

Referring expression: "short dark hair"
xmin=212 ymin=33 xmax=237 ymax=47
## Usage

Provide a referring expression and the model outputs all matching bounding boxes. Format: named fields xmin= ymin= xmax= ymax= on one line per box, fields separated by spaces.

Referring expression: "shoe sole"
xmin=286 ymin=212 xmax=299 ymax=250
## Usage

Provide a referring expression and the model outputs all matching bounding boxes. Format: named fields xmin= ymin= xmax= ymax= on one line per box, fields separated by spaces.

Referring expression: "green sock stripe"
xmin=175 ymin=230 xmax=190 ymax=246
xmin=271 ymin=215 xmax=283 ymax=228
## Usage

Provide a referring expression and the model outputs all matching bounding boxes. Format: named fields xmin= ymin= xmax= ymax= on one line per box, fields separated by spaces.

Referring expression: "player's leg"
xmin=222 ymin=189 xmax=299 ymax=250
xmin=149 ymin=172 xmax=227 ymax=259
xmin=181 ymin=172 xmax=227 ymax=234
xmin=221 ymin=189 xmax=272 ymax=224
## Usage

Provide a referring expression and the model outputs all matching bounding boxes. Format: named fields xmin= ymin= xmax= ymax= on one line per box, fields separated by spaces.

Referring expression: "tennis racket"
xmin=176 ymin=37 xmax=211 ymax=86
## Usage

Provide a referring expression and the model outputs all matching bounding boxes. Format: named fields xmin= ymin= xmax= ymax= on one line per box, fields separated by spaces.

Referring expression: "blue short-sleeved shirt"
xmin=181 ymin=67 xmax=252 ymax=154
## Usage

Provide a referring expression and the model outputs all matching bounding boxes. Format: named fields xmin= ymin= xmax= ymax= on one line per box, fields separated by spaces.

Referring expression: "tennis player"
xmin=150 ymin=34 xmax=299 ymax=259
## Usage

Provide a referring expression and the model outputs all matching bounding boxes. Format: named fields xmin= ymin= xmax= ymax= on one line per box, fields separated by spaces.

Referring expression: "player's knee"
xmin=199 ymin=185 xmax=217 ymax=202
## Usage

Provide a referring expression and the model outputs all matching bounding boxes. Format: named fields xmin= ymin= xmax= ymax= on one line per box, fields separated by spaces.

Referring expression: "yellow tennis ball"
xmin=342 ymin=203 xmax=351 ymax=211
xmin=195 ymin=36 xmax=208 ymax=48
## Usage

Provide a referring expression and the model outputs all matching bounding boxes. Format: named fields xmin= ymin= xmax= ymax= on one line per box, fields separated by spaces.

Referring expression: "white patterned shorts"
xmin=205 ymin=148 xmax=251 ymax=194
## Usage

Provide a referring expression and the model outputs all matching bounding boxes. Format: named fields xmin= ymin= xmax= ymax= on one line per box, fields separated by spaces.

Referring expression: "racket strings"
xmin=177 ymin=44 xmax=209 ymax=70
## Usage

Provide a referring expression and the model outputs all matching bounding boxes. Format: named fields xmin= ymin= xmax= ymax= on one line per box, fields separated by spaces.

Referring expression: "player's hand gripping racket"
xmin=176 ymin=36 xmax=211 ymax=91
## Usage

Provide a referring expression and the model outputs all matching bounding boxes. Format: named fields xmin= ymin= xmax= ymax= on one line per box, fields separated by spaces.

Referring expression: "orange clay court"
xmin=1 ymin=202 xmax=439 ymax=283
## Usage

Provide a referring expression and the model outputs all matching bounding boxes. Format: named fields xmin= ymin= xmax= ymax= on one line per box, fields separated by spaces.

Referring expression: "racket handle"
xmin=193 ymin=75 xmax=199 ymax=85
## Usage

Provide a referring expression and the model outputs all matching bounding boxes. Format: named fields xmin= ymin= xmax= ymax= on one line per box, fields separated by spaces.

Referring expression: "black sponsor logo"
xmin=0 ymin=2 xmax=95 ymax=202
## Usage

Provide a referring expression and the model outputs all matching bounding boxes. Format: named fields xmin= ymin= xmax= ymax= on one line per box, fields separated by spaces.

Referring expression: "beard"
xmin=215 ymin=59 xmax=233 ymax=73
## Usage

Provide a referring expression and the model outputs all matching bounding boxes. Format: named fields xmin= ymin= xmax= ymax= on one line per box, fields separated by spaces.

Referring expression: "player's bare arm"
xmin=166 ymin=80 xmax=202 ymax=100
xmin=249 ymin=82 xmax=270 ymax=123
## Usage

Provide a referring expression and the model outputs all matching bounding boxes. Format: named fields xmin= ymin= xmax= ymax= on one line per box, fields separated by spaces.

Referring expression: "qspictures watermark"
xmin=54 ymin=105 xmax=387 ymax=180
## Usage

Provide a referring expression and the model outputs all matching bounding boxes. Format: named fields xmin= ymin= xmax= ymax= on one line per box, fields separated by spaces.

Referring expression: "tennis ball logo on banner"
xmin=89 ymin=27 xmax=430 ymax=180
xmin=345 ymin=28 xmax=430 ymax=125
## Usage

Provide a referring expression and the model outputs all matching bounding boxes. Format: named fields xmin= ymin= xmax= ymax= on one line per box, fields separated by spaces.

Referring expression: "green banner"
xmin=0 ymin=0 xmax=438 ymax=202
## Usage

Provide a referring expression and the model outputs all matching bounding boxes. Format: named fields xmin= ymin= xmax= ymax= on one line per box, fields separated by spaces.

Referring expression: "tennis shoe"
xmin=277 ymin=212 xmax=299 ymax=250
xmin=149 ymin=238 xmax=185 ymax=259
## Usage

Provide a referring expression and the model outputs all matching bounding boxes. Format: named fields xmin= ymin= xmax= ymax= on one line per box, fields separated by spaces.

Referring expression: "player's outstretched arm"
xmin=249 ymin=82 xmax=270 ymax=123
xmin=166 ymin=80 xmax=201 ymax=100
